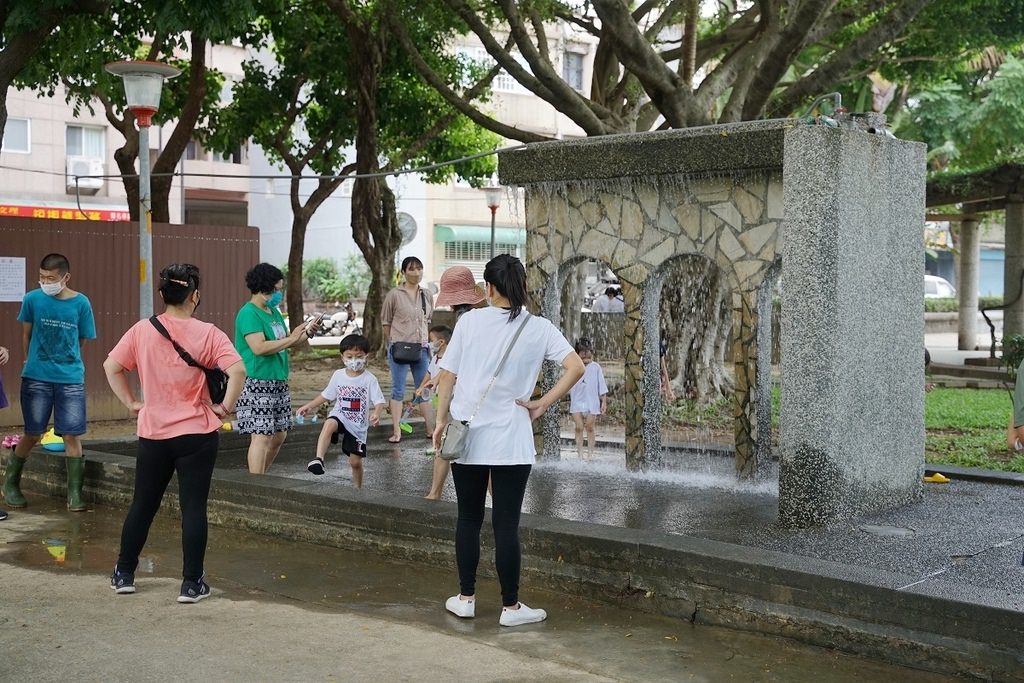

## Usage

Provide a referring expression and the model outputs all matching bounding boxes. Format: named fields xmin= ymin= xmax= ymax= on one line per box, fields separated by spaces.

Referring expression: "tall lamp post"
xmin=483 ymin=185 xmax=503 ymax=259
xmin=105 ymin=60 xmax=181 ymax=319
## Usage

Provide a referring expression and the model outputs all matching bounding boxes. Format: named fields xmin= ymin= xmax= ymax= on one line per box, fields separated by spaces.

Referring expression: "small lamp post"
xmin=483 ymin=185 xmax=503 ymax=259
xmin=105 ymin=60 xmax=181 ymax=319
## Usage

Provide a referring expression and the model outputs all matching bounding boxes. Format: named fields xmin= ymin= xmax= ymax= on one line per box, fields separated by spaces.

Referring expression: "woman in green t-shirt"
xmin=234 ymin=263 xmax=313 ymax=474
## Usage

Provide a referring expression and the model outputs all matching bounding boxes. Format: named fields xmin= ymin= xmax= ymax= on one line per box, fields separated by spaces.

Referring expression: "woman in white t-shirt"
xmin=432 ymin=254 xmax=585 ymax=627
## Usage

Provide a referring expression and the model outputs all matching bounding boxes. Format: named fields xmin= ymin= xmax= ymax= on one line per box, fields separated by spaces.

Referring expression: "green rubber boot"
xmin=66 ymin=457 xmax=87 ymax=512
xmin=2 ymin=453 xmax=27 ymax=508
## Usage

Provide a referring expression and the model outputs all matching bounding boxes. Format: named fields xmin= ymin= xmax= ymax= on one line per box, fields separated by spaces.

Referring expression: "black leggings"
xmin=116 ymin=431 xmax=218 ymax=581
xmin=451 ymin=463 xmax=531 ymax=606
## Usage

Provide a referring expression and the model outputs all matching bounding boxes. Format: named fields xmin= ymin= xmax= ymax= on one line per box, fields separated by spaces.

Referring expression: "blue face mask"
xmin=267 ymin=291 xmax=283 ymax=309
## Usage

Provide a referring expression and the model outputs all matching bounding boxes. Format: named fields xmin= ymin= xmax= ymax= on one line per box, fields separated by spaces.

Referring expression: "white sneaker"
xmin=499 ymin=602 xmax=547 ymax=627
xmin=445 ymin=595 xmax=475 ymax=618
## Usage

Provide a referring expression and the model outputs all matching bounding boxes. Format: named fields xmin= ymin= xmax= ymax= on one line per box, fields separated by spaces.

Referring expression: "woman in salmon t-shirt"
xmin=103 ymin=264 xmax=245 ymax=603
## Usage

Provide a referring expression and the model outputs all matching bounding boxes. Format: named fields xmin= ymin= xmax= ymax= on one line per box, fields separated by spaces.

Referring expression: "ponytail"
xmin=158 ymin=263 xmax=201 ymax=305
xmin=483 ymin=254 xmax=529 ymax=322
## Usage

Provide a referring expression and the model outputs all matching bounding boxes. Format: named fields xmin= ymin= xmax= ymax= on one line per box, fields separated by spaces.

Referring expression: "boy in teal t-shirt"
xmin=4 ymin=253 xmax=96 ymax=513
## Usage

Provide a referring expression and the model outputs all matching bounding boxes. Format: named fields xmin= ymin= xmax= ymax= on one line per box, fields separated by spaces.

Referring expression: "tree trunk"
xmin=113 ymin=127 xmax=141 ymax=221
xmin=285 ymin=179 xmax=312 ymax=330
xmin=348 ymin=25 xmax=402 ymax=353
xmin=659 ymin=258 xmax=732 ymax=405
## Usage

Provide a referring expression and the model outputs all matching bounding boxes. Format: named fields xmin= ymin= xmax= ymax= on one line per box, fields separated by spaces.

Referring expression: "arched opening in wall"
xmin=763 ymin=259 xmax=783 ymax=460
xmin=656 ymin=253 xmax=734 ymax=449
xmin=554 ymin=256 xmax=623 ymax=458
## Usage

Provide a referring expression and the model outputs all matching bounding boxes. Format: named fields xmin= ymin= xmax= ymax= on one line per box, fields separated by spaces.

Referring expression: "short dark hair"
xmin=339 ymin=334 xmax=370 ymax=354
xmin=158 ymin=263 xmax=200 ymax=305
xmin=401 ymin=256 xmax=423 ymax=272
xmin=483 ymin=253 xmax=529 ymax=322
xmin=40 ymin=253 xmax=70 ymax=274
xmin=245 ymin=263 xmax=284 ymax=295
xmin=575 ymin=337 xmax=593 ymax=354
xmin=605 ymin=286 xmax=618 ymax=297
xmin=429 ymin=325 xmax=452 ymax=343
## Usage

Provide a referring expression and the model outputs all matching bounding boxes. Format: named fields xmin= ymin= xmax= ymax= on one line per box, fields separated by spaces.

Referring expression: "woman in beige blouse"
xmin=381 ymin=256 xmax=434 ymax=443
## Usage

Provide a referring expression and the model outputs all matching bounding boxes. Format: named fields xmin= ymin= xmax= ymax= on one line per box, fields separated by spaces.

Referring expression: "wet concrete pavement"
xmin=5 ymin=423 xmax=1022 ymax=679
xmin=0 ymin=498 xmax=955 ymax=682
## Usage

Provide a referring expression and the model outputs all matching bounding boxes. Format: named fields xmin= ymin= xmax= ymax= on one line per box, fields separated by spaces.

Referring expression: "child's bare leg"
xmin=425 ymin=457 xmax=450 ymax=500
xmin=349 ymin=454 xmax=364 ymax=489
xmin=586 ymin=415 xmax=597 ymax=458
xmin=316 ymin=421 xmax=338 ymax=459
xmin=572 ymin=413 xmax=584 ymax=455
xmin=1008 ymin=415 xmax=1020 ymax=451
xmin=417 ymin=400 xmax=436 ymax=434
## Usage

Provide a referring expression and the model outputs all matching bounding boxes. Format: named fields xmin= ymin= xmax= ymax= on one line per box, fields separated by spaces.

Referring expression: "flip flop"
xmin=388 ymin=435 xmax=401 ymax=443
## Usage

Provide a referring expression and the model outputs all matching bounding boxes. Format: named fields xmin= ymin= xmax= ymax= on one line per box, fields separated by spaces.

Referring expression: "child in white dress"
xmin=568 ymin=338 xmax=607 ymax=459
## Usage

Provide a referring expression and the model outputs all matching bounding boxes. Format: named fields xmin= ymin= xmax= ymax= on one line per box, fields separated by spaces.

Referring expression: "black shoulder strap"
xmin=149 ymin=316 xmax=202 ymax=369
xmin=420 ymin=289 xmax=427 ymax=316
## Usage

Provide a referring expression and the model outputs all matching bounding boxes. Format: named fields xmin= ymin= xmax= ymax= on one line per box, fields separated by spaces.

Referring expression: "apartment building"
xmin=0 ymin=42 xmax=250 ymax=227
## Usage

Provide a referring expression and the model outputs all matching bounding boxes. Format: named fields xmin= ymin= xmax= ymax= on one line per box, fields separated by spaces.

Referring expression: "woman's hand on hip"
xmin=516 ymin=398 xmax=548 ymax=422
xmin=432 ymin=420 xmax=447 ymax=451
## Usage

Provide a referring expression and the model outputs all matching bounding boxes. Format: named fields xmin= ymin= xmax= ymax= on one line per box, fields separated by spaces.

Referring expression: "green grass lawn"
xmin=924 ymin=387 xmax=1024 ymax=473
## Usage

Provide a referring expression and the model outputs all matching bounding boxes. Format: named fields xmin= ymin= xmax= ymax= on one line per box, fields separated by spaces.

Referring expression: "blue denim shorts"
xmin=20 ymin=379 xmax=87 ymax=436
xmin=387 ymin=344 xmax=430 ymax=401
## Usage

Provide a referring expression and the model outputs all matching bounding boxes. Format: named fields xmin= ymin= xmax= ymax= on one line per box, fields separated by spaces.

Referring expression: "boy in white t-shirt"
xmin=298 ymin=334 xmax=385 ymax=489
xmin=568 ymin=338 xmax=607 ymax=459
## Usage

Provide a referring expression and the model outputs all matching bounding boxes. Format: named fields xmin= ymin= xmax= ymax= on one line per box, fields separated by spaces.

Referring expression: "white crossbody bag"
xmin=438 ymin=313 xmax=532 ymax=462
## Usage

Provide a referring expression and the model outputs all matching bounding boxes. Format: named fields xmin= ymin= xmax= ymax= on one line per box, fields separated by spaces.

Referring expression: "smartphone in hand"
xmin=306 ymin=313 xmax=325 ymax=338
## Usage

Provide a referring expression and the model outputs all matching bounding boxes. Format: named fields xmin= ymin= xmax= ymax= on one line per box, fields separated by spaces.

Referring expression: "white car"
xmin=924 ymin=274 xmax=956 ymax=298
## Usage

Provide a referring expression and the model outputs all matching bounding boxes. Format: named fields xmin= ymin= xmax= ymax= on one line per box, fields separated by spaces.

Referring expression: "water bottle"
xmin=295 ymin=413 xmax=305 ymax=425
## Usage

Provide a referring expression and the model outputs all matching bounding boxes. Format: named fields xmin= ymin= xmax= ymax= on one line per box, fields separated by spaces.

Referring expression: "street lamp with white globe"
xmin=104 ymin=60 xmax=181 ymax=319
xmin=483 ymin=185 xmax=503 ymax=259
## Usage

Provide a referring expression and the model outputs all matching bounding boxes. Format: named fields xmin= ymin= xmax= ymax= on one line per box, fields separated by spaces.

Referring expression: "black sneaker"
xmin=0 ymin=508 xmax=7 ymax=521
xmin=307 ymin=458 xmax=326 ymax=475
xmin=177 ymin=574 xmax=211 ymax=603
xmin=110 ymin=567 xmax=136 ymax=594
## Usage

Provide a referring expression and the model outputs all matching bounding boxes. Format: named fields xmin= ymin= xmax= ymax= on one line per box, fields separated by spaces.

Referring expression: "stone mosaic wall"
xmin=522 ymin=172 xmax=784 ymax=476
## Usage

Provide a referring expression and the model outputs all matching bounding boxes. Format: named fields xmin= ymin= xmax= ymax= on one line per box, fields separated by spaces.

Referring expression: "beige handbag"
xmin=439 ymin=313 xmax=532 ymax=461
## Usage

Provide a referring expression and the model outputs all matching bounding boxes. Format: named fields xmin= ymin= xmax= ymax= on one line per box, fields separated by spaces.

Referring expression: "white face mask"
xmin=344 ymin=358 xmax=366 ymax=372
xmin=40 ymin=280 xmax=65 ymax=296
xmin=428 ymin=342 xmax=440 ymax=355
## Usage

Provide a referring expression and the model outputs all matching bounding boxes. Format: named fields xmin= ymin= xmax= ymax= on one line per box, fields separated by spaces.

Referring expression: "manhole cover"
xmin=858 ymin=524 xmax=915 ymax=537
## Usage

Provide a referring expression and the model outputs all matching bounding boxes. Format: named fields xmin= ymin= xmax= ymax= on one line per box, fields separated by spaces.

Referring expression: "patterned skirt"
xmin=235 ymin=378 xmax=292 ymax=435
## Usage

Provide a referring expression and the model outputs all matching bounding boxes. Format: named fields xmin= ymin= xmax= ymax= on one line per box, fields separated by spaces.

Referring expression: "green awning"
xmin=434 ymin=224 xmax=526 ymax=245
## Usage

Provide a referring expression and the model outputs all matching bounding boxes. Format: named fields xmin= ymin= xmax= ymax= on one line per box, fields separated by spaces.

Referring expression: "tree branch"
xmin=766 ymin=0 xmax=932 ymax=117
xmin=385 ymin=12 xmax=551 ymax=143
xmin=592 ymin=0 xmax=692 ymax=127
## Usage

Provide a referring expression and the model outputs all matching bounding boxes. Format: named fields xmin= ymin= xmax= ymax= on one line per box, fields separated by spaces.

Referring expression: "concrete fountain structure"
xmin=498 ymin=116 xmax=926 ymax=527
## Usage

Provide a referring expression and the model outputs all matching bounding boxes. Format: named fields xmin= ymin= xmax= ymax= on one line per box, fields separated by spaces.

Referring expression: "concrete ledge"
xmin=15 ymin=449 xmax=1024 ymax=681
xmin=498 ymin=121 xmax=792 ymax=184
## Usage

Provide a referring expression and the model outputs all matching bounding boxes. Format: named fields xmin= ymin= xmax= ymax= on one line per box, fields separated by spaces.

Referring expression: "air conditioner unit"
xmin=65 ymin=156 xmax=104 ymax=193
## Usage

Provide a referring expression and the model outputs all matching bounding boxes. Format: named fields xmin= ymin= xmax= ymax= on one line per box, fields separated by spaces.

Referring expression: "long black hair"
xmin=159 ymin=263 xmax=200 ymax=305
xmin=483 ymin=254 xmax=529 ymax=322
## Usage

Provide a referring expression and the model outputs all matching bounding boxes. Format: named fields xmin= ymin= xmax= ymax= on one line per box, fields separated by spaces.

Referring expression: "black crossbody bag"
xmin=149 ymin=316 xmax=228 ymax=404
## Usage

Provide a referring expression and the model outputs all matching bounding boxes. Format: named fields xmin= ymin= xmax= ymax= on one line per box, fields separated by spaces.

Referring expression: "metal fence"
xmin=0 ymin=217 xmax=259 ymax=427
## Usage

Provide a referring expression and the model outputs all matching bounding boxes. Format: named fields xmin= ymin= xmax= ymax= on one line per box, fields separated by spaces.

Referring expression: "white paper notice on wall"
xmin=0 ymin=256 xmax=26 ymax=302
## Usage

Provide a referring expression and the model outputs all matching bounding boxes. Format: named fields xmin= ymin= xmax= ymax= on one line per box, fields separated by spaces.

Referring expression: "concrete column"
xmin=957 ymin=217 xmax=980 ymax=350
xmin=619 ymin=278 xmax=660 ymax=471
xmin=780 ymin=126 xmax=924 ymax=527
xmin=1004 ymin=200 xmax=1024 ymax=337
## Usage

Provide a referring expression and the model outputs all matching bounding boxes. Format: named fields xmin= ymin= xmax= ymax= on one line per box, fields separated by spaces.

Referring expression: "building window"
xmin=2 ymin=118 xmax=30 ymax=153
xmin=66 ymin=125 xmax=105 ymax=158
xmin=213 ymin=143 xmax=244 ymax=164
xmin=456 ymin=46 xmax=531 ymax=94
xmin=444 ymin=241 xmax=520 ymax=262
xmin=563 ymin=52 xmax=585 ymax=91
xmin=185 ymin=139 xmax=200 ymax=160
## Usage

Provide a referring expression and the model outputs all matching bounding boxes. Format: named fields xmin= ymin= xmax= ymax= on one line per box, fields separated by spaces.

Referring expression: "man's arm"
xmin=21 ymin=322 xmax=32 ymax=359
